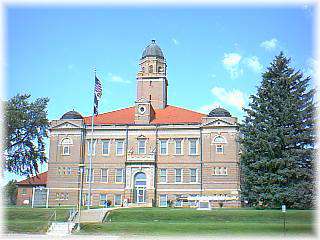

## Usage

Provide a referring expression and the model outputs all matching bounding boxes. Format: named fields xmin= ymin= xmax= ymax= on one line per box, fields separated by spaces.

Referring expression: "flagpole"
xmin=87 ymin=67 xmax=96 ymax=209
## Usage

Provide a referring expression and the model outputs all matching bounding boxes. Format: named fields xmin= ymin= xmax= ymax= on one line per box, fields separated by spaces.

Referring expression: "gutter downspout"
xmin=200 ymin=127 xmax=203 ymax=196
xmin=124 ymin=125 xmax=129 ymax=201
xmin=154 ymin=125 xmax=159 ymax=206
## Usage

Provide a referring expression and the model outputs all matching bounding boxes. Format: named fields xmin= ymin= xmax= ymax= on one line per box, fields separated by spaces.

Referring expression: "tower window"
xmin=158 ymin=66 xmax=162 ymax=72
xmin=149 ymin=65 xmax=153 ymax=73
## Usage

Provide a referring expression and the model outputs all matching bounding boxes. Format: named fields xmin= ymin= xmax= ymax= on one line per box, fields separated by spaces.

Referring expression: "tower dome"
xmin=208 ymin=107 xmax=231 ymax=117
xmin=141 ymin=40 xmax=164 ymax=59
xmin=60 ymin=110 xmax=83 ymax=120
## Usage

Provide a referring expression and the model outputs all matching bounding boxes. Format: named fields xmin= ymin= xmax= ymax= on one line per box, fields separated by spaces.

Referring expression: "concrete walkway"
xmin=75 ymin=207 xmax=125 ymax=223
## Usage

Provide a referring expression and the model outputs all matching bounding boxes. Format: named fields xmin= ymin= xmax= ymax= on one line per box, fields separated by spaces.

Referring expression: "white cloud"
xmin=260 ymin=38 xmax=278 ymax=51
xmin=199 ymin=102 xmax=220 ymax=114
xmin=245 ymin=56 xmax=263 ymax=73
xmin=211 ymin=87 xmax=245 ymax=111
xmin=222 ymin=53 xmax=243 ymax=79
xmin=305 ymin=57 xmax=318 ymax=76
xmin=108 ymin=72 xmax=131 ymax=84
xmin=172 ymin=38 xmax=180 ymax=45
xmin=210 ymin=74 xmax=216 ymax=78
xmin=67 ymin=64 xmax=74 ymax=70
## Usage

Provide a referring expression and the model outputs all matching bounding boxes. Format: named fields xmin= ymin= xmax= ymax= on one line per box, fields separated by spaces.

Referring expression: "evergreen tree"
xmin=4 ymin=94 xmax=49 ymax=176
xmin=240 ymin=52 xmax=315 ymax=209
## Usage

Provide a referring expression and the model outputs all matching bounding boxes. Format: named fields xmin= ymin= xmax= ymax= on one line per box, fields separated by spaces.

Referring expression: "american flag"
xmin=94 ymin=76 xmax=102 ymax=115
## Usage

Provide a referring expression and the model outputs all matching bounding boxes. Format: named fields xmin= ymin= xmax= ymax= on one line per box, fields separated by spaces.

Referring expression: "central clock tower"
xmin=135 ymin=40 xmax=168 ymax=124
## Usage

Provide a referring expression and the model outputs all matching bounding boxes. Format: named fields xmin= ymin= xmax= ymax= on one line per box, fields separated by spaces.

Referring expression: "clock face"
xmin=139 ymin=106 xmax=146 ymax=114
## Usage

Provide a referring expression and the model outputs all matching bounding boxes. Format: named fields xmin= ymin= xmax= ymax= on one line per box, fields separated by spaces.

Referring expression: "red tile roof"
xmin=16 ymin=172 xmax=47 ymax=186
xmin=84 ymin=105 xmax=205 ymax=125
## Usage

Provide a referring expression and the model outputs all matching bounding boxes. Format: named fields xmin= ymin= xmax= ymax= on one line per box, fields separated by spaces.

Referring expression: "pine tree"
xmin=240 ymin=52 xmax=315 ymax=209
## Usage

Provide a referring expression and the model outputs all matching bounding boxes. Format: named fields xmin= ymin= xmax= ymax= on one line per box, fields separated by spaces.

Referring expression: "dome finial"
xmin=141 ymin=40 xmax=164 ymax=59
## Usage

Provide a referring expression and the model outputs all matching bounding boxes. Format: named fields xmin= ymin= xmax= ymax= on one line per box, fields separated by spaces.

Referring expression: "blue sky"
xmin=5 ymin=5 xmax=315 ymax=181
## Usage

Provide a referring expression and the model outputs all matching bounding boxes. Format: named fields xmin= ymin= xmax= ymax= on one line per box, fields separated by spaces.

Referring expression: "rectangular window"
xmin=86 ymin=168 xmax=94 ymax=183
xmin=190 ymin=168 xmax=198 ymax=183
xmin=87 ymin=140 xmax=96 ymax=156
xmin=138 ymin=139 xmax=146 ymax=154
xmin=100 ymin=168 xmax=108 ymax=182
xmin=175 ymin=168 xmax=183 ymax=183
xmin=58 ymin=167 xmax=62 ymax=175
xmin=189 ymin=194 xmax=198 ymax=207
xmin=213 ymin=167 xmax=228 ymax=176
xmin=84 ymin=193 xmax=91 ymax=206
xmin=175 ymin=139 xmax=183 ymax=155
xmin=102 ymin=140 xmax=110 ymax=155
xmin=175 ymin=194 xmax=182 ymax=207
xmin=115 ymin=168 xmax=124 ymax=183
xmin=62 ymin=146 xmax=70 ymax=155
xmin=65 ymin=193 xmax=69 ymax=200
xmin=21 ymin=188 xmax=27 ymax=195
xmin=67 ymin=167 xmax=72 ymax=175
xmin=159 ymin=139 xmax=168 ymax=155
xmin=189 ymin=139 xmax=197 ymax=155
xmin=216 ymin=145 xmax=224 ymax=154
xmin=114 ymin=194 xmax=122 ymax=206
xmin=159 ymin=169 xmax=167 ymax=183
xmin=159 ymin=194 xmax=167 ymax=207
xmin=116 ymin=140 xmax=124 ymax=156
xmin=100 ymin=194 xmax=107 ymax=206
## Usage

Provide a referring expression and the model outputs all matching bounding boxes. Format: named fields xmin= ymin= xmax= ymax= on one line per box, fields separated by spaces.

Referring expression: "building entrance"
xmin=134 ymin=172 xmax=146 ymax=203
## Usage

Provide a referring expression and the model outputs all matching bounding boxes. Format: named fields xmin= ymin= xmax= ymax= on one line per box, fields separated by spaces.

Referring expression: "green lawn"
xmin=4 ymin=207 xmax=70 ymax=233
xmin=79 ymin=207 xmax=315 ymax=236
xmin=4 ymin=207 xmax=315 ymax=236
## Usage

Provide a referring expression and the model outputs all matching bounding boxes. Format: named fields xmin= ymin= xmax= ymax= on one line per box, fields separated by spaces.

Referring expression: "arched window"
xmin=61 ymin=138 xmax=72 ymax=155
xmin=134 ymin=172 xmax=146 ymax=186
xmin=213 ymin=136 xmax=226 ymax=154
xmin=213 ymin=136 xmax=226 ymax=143
xmin=158 ymin=66 xmax=163 ymax=72
xmin=149 ymin=65 xmax=153 ymax=73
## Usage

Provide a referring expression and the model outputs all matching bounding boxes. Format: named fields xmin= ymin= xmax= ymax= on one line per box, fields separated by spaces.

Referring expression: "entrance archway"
xmin=134 ymin=172 xmax=146 ymax=203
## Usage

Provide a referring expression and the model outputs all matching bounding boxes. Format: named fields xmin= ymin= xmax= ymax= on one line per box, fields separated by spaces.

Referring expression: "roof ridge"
xmin=84 ymin=106 xmax=135 ymax=118
xmin=166 ymin=105 xmax=206 ymax=116
xmin=16 ymin=171 xmax=48 ymax=184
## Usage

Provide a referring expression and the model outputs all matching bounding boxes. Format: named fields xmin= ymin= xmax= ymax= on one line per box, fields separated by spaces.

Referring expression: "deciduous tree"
xmin=4 ymin=94 xmax=49 ymax=176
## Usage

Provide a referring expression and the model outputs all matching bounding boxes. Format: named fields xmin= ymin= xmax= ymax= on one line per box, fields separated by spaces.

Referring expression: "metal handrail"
xmin=47 ymin=210 xmax=57 ymax=230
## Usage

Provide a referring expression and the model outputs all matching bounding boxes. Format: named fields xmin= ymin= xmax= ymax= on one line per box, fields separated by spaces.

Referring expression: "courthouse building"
xmin=46 ymin=40 xmax=241 ymax=207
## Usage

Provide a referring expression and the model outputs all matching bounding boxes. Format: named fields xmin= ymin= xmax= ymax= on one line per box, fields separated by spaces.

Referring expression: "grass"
xmin=4 ymin=207 xmax=71 ymax=233
xmin=79 ymin=207 xmax=315 ymax=236
xmin=4 ymin=206 xmax=315 ymax=236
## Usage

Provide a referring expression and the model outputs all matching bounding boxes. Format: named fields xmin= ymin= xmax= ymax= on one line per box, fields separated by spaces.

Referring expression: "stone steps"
xmin=47 ymin=222 xmax=76 ymax=236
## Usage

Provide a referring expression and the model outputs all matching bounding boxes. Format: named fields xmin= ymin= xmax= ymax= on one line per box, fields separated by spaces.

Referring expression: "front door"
xmin=134 ymin=172 xmax=147 ymax=204
xmin=136 ymin=188 xmax=145 ymax=203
